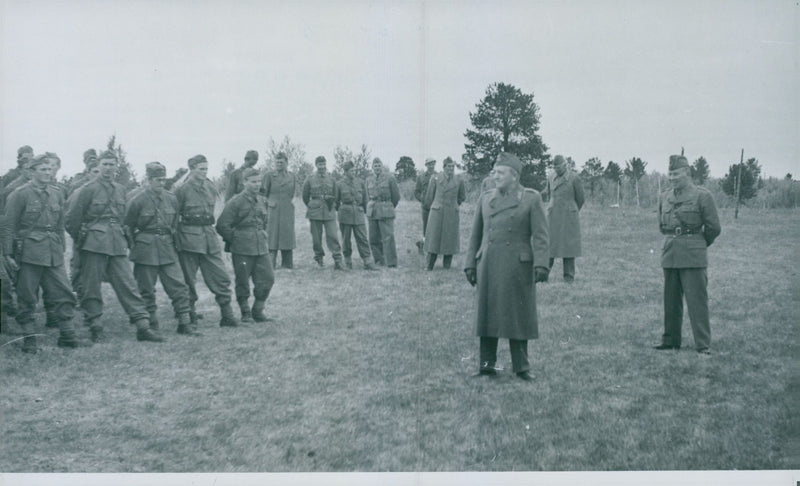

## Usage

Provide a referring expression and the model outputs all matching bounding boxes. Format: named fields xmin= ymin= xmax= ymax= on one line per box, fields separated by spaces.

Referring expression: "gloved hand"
xmin=534 ymin=266 xmax=549 ymax=283
xmin=464 ymin=268 xmax=477 ymax=287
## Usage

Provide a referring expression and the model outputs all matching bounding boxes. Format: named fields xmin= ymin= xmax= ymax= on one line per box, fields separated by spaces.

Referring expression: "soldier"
xmin=0 ymin=212 xmax=12 ymax=330
xmin=424 ymin=156 xmax=466 ymax=270
xmin=366 ymin=158 xmax=400 ymax=268
xmin=40 ymin=152 xmax=68 ymax=328
xmin=65 ymin=150 xmax=164 ymax=343
xmin=335 ymin=161 xmax=377 ymax=270
xmin=0 ymin=146 xmax=35 ymax=213
xmin=64 ymin=149 xmax=99 ymax=199
xmin=654 ymin=154 xmax=721 ymax=354
xmin=464 ymin=153 xmax=549 ymax=381
xmin=65 ymin=158 xmax=101 ymax=310
xmin=543 ymin=155 xmax=585 ymax=283
xmin=125 ymin=162 xmax=198 ymax=336
xmin=6 ymin=155 xmax=90 ymax=352
xmin=261 ymin=151 xmax=296 ymax=269
xmin=302 ymin=156 xmax=344 ymax=269
xmin=175 ymin=155 xmax=238 ymax=327
xmin=225 ymin=150 xmax=259 ymax=202
xmin=216 ymin=168 xmax=275 ymax=323
xmin=414 ymin=158 xmax=437 ymax=252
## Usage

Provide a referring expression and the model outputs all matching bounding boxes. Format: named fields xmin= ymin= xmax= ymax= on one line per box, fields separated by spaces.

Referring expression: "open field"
xmin=0 ymin=199 xmax=797 ymax=472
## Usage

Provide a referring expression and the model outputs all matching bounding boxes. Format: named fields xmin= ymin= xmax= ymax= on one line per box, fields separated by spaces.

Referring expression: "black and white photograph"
xmin=0 ymin=0 xmax=797 ymax=484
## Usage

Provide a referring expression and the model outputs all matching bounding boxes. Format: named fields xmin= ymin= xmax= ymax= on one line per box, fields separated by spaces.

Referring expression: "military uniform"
xmin=658 ymin=175 xmax=721 ymax=352
xmin=225 ymin=166 xmax=247 ymax=202
xmin=125 ymin=185 xmax=194 ymax=334
xmin=216 ymin=190 xmax=275 ymax=322
xmin=261 ymin=169 xmax=296 ymax=268
xmin=174 ymin=175 xmax=237 ymax=326
xmin=6 ymin=179 xmax=84 ymax=351
xmin=302 ymin=170 xmax=343 ymax=267
xmin=414 ymin=165 xmax=437 ymax=236
xmin=423 ymin=171 xmax=466 ymax=269
xmin=366 ymin=170 xmax=401 ymax=267
xmin=66 ymin=177 xmax=159 ymax=341
xmin=544 ymin=167 xmax=584 ymax=281
xmin=336 ymin=174 xmax=374 ymax=269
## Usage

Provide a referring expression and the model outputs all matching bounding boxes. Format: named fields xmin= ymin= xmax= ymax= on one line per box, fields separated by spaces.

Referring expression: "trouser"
xmin=232 ymin=253 xmax=274 ymax=305
xmin=15 ymin=262 xmax=75 ymax=333
xmin=1 ymin=262 xmax=16 ymax=318
xmin=480 ymin=337 xmax=530 ymax=373
xmin=178 ymin=250 xmax=233 ymax=311
xmin=427 ymin=253 xmax=453 ymax=269
xmin=269 ymin=250 xmax=293 ymax=269
xmin=368 ymin=218 xmax=397 ymax=266
xmin=548 ymin=257 xmax=576 ymax=281
xmin=133 ymin=262 xmax=191 ymax=317
xmin=421 ymin=207 xmax=430 ymax=236
xmin=339 ymin=223 xmax=372 ymax=260
xmin=662 ymin=268 xmax=710 ymax=350
xmin=79 ymin=251 xmax=149 ymax=325
xmin=309 ymin=219 xmax=342 ymax=262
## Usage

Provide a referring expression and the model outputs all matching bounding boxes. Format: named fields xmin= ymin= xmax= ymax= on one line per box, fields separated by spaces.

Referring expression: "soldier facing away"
xmin=65 ymin=150 xmax=164 ymax=343
xmin=216 ymin=168 xmax=275 ymax=323
xmin=125 ymin=162 xmax=198 ymax=336
xmin=654 ymin=154 xmax=721 ymax=354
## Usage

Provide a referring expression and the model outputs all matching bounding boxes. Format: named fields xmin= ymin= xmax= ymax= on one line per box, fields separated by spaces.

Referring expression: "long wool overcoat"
xmin=423 ymin=173 xmax=466 ymax=255
xmin=261 ymin=170 xmax=296 ymax=250
xmin=545 ymin=170 xmax=584 ymax=258
xmin=464 ymin=186 xmax=549 ymax=340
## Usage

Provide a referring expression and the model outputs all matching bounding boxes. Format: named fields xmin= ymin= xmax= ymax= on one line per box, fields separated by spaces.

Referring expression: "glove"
xmin=464 ymin=268 xmax=477 ymax=287
xmin=534 ymin=266 xmax=549 ymax=283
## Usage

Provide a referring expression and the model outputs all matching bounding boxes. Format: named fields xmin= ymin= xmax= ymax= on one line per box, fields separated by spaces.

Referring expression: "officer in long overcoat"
xmin=261 ymin=151 xmax=296 ymax=269
xmin=65 ymin=151 xmax=163 ymax=343
xmin=655 ymin=155 xmax=721 ymax=354
xmin=125 ymin=162 xmax=197 ymax=336
xmin=335 ymin=161 xmax=377 ymax=270
xmin=6 ymin=155 xmax=90 ymax=352
xmin=217 ymin=168 xmax=275 ymax=323
xmin=423 ymin=156 xmax=466 ymax=270
xmin=543 ymin=155 xmax=584 ymax=282
xmin=366 ymin=158 xmax=401 ymax=267
xmin=464 ymin=152 xmax=550 ymax=381
xmin=302 ymin=156 xmax=344 ymax=269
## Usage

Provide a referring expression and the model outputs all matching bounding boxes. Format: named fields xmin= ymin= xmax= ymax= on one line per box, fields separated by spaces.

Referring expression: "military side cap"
xmin=17 ymin=145 xmax=33 ymax=157
xmin=99 ymin=150 xmax=118 ymax=161
xmin=669 ymin=155 xmax=689 ymax=170
xmin=342 ymin=161 xmax=354 ymax=171
xmin=315 ymin=155 xmax=326 ymax=164
xmin=83 ymin=148 xmax=98 ymax=161
xmin=443 ymin=156 xmax=455 ymax=166
xmin=188 ymin=154 xmax=208 ymax=168
xmin=425 ymin=158 xmax=436 ymax=166
xmin=245 ymin=150 xmax=259 ymax=160
xmin=45 ymin=152 xmax=61 ymax=165
xmin=146 ymin=161 xmax=167 ymax=178
xmin=372 ymin=157 xmax=382 ymax=165
xmin=85 ymin=158 xmax=100 ymax=170
xmin=275 ymin=151 xmax=288 ymax=161
xmin=495 ymin=152 xmax=522 ymax=173
xmin=553 ymin=155 xmax=566 ymax=166
xmin=242 ymin=167 xmax=260 ymax=179
xmin=27 ymin=154 xmax=50 ymax=170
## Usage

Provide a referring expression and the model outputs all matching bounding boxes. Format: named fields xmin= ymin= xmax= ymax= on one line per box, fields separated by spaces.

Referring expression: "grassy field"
xmin=0 ymin=198 xmax=797 ymax=472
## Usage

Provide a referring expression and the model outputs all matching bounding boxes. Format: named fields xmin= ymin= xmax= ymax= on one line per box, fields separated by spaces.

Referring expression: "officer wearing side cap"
xmin=6 ymin=154 xmax=91 ymax=352
xmin=464 ymin=152 xmax=550 ymax=381
xmin=216 ymin=168 xmax=275 ymax=323
xmin=654 ymin=154 xmax=721 ymax=354
xmin=125 ymin=162 xmax=198 ymax=336
xmin=66 ymin=150 xmax=164 ymax=343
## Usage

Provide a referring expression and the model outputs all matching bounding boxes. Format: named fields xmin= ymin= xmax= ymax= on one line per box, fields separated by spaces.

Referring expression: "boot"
xmin=269 ymin=250 xmax=278 ymax=268
xmin=177 ymin=313 xmax=202 ymax=336
xmin=281 ymin=250 xmax=293 ymax=269
xmin=135 ymin=318 xmax=165 ymax=342
xmin=45 ymin=311 xmax=60 ymax=328
xmin=148 ymin=311 xmax=160 ymax=331
xmin=219 ymin=303 xmax=239 ymax=327
xmin=363 ymin=260 xmax=378 ymax=271
xmin=442 ymin=255 xmax=453 ymax=269
xmin=344 ymin=256 xmax=353 ymax=270
xmin=240 ymin=303 xmax=255 ymax=324
xmin=22 ymin=335 xmax=39 ymax=354
xmin=252 ymin=299 xmax=269 ymax=322
xmin=427 ymin=253 xmax=437 ymax=271
xmin=57 ymin=330 xmax=92 ymax=348
xmin=314 ymin=257 xmax=324 ymax=268
xmin=89 ymin=323 xmax=106 ymax=343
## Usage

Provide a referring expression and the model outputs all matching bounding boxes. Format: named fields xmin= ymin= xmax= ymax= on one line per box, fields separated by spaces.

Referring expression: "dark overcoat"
xmin=464 ymin=186 xmax=549 ymax=340
xmin=545 ymin=170 xmax=584 ymax=258
xmin=423 ymin=173 xmax=466 ymax=255
xmin=261 ymin=170 xmax=296 ymax=250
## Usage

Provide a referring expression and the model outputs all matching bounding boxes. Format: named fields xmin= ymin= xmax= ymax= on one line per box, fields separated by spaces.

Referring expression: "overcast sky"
xmin=1 ymin=0 xmax=796 ymax=180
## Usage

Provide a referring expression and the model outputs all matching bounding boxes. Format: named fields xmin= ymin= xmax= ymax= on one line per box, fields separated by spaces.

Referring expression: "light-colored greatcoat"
xmin=464 ymin=187 xmax=549 ymax=340
xmin=261 ymin=170 xmax=296 ymax=250
xmin=423 ymin=173 xmax=466 ymax=255
xmin=545 ymin=170 xmax=584 ymax=258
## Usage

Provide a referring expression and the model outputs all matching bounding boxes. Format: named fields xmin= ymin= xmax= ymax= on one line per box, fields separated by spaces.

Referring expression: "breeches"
xmin=368 ymin=218 xmax=396 ymax=266
xmin=309 ymin=219 xmax=341 ymax=260
xmin=79 ymin=251 xmax=148 ymax=324
xmin=232 ymin=253 xmax=274 ymax=303
xmin=15 ymin=262 xmax=75 ymax=331
xmin=339 ymin=223 xmax=371 ymax=259
xmin=178 ymin=250 xmax=232 ymax=308
xmin=133 ymin=262 xmax=191 ymax=316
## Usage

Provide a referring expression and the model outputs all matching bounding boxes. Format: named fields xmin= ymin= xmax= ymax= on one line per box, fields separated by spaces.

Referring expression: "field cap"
xmin=242 ymin=167 xmax=260 ymax=179
xmin=315 ymin=155 xmax=326 ymax=164
xmin=425 ymin=158 xmax=436 ymax=166
xmin=669 ymin=155 xmax=689 ymax=170
xmin=443 ymin=156 xmax=455 ymax=166
xmin=553 ymin=155 xmax=566 ymax=166
xmin=146 ymin=161 xmax=167 ymax=178
xmin=99 ymin=150 xmax=118 ymax=161
xmin=83 ymin=148 xmax=98 ymax=162
xmin=343 ymin=161 xmax=354 ymax=171
xmin=494 ymin=152 xmax=522 ymax=173
xmin=275 ymin=151 xmax=288 ymax=161
xmin=18 ymin=145 xmax=34 ymax=157
xmin=245 ymin=150 xmax=258 ymax=160
xmin=188 ymin=154 xmax=208 ymax=168
xmin=28 ymin=154 xmax=50 ymax=170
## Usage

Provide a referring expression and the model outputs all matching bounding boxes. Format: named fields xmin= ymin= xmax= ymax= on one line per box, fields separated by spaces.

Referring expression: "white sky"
xmin=1 ymin=0 xmax=797 ymax=179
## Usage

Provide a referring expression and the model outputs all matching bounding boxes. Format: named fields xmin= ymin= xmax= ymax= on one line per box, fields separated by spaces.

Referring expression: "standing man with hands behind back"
xmin=544 ymin=155 xmax=584 ymax=283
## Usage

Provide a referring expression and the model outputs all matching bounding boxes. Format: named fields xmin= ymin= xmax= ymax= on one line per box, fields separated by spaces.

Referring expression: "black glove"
xmin=534 ymin=266 xmax=549 ymax=283
xmin=464 ymin=268 xmax=477 ymax=287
